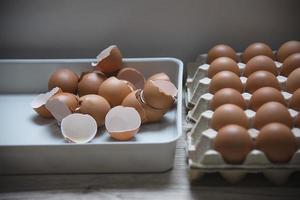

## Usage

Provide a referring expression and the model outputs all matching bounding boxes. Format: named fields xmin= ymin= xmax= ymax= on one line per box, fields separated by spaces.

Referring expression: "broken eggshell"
xmin=61 ymin=113 xmax=97 ymax=144
xmin=48 ymin=68 xmax=79 ymax=94
xmin=105 ymin=106 xmax=141 ymax=141
xmin=148 ymin=72 xmax=171 ymax=81
xmin=117 ymin=67 xmax=145 ymax=89
xmin=78 ymin=71 xmax=106 ymax=96
xmin=45 ymin=98 xmax=72 ymax=123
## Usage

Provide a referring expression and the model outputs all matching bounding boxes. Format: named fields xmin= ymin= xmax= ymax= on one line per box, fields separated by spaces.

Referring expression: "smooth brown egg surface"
xmin=256 ymin=123 xmax=297 ymax=163
xmin=78 ymin=72 xmax=106 ymax=96
xmin=244 ymin=55 xmax=277 ymax=77
xmin=245 ymin=70 xmax=280 ymax=93
xmin=207 ymin=57 xmax=240 ymax=78
xmin=214 ymin=125 xmax=253 ymax=164
xmin=286 ymin=68 xmax=300 ymax=93
xmin=277 ymin=40 xmax=300 ymax=62
xmin=207 ymin=44 xmax=238 ymax=64
xmin=48 ymin=68 xmax=79 ymax=94
xmin=49 ymin=92 xmax=79 ymax=112
xmin=249 ymin=87 xmax=286 ymax=111
xmin=210 ymin=88 xmax=246 ymax=110
xmin=242 ymin=43 xmax=275 ymax=63
xmin=209 ymin=71 xmax=243 ymax=94
xmin=281 ymin=53 xmax=300 ymax=77
xmin=211 ymin=104 xmax=248 ymax=130
xmin=253 ymin=102 xmax=292 ymax=129
xmin=289 ymin=88 xmax=300 ymax=111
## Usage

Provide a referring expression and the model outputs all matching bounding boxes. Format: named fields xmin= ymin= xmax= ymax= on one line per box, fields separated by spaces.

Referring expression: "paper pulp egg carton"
xmin=185 ymin=52 xmax=300 ymax=184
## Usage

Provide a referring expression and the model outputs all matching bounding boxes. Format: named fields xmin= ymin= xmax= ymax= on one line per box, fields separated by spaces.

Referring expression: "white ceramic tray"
xmin=0 ymin=58 xmax=183 ymax=174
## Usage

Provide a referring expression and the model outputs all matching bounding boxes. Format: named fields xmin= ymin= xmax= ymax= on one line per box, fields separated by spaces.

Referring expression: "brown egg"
xmin=214 ymin=125 xmax=253 ymax=164
xmin=211 ymin=104 xmax=248 ymax=130
xmin=143 ymin=79 xmax=177 ymax=110
xmin=280 ymin=53 xmax=300 ymax=77
xmin=286 ymin=68 xmax=300 ymax=93
xmin=277 ymin=40 xmax=300 ymax=62
xmin=48 ymin=68 xmax=79 ymax=94
xmin=289 ymin=88 xmax=300 ymax=110
xmin=98 ymin=77 xmax=134 ymax=107
xmin=209 ymin=71 xmax=243 ymax=94
xmin=49 ymin=92 xmax=79 ymax=112
xmin=242 ymin=43 xmax=275 ymax=63
xmin=256 ymin=123 xmax=297 ymax=163
xmin=210 ymin=88 xmax=246 ymax=110
xmin=117 ymin=67 xmax=145 ymax=89
xmin=207 ymin=44 xmax=238 ymax=64
xmin=249 ymin=87 xmax=286 ymax=111
xmin=207 ymin=57 xmax=240 ymax=78
xmin=76 ymin=94 xmax=111 ymax=127
xmin=148 ymin=73 xmax=171 ymax=81
xmin=245 ymin=70 xmax=280 ymax=93
xmin=254 ymin=102 xmax=292 ymax=129
xmin=78 ymin=72 xmax=106 ymax=96
xmin=93 ymin=45 xmax=123 ymax=75
xmin=244 ymin=55 xmax=277 ymax=77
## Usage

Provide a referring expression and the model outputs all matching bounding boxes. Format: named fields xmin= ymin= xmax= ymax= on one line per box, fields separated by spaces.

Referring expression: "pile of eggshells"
xmin=31 ymin=45 xmax=177 ymax=143
xmin=201 ymin=41 xmax=300 ymax=164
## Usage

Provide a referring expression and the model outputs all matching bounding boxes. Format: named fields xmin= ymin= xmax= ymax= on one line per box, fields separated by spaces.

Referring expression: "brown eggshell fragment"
xmin=210 ymin=88 xmax=246 ymax=110
xmin=256 ymin=123 xmax=297 ymax=163
xmin=105 ymin=106 xmax=141 ymax=141
xmin=48 ymin=68 xmax=79 ymax=94
xmin=207 ymin=44 xmax=238 ymax=64
xmin=249 ymin=87 xmax=286 ymax=111
xmin=45 ymin=98 xmax=72 ymax=122
xmin=280 ymin=53 xmax=300 ymax=77
xmin=286 ymin=68 xmax=300 ymax=93
xmin=148 ymin=73 xmax=171 ymax=81
xmin=78 ymin=72 xmax=106 ymax=96
xmin=117 ymin=67 xmax=145 ymax=89
xmin=289 ymin=88 xmax=300 ymax=111
xmin=98 ymin=77 xmax=135 ymax=107
xmin=211 ymin=104 xmax=248 ymax=130
xmin=209 ymin=71 xmax=243 ymax=94
xmin=48 ymin=92 xmax=79 ymax=112
xmin=76 ymin=94 xmax=111 ymax=127
xmin=207 ymin=57 xmax=240 ymax=78
xmin=253 ymin=102 xmax=292 ymax=129
xmin=92 ymin=45 xmax=123 ymax=75
xmin=143 ymin=79 xmax=177 ymax=110
xmin=242 ymin=42 xmax=275 ymax=63
xmin=30 ymin=87 xmax=62 ymax=118
xmin=244 ymin=55 xmax=277 ymax=77
xmin=277 ymin=40 xmax=300 ymax=62
xmin=245 ymin=70 xmax=280 ymax=93
xmin=214 ymin=125 xmax=253 ymax=164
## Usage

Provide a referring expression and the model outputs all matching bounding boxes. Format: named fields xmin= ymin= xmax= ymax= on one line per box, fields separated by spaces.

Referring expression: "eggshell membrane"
xmin=143 ymin=80 xmax=177 ymax=110
xmin=214 ymin=125 xmax=253 ymax=164
xmin=31 ymin=87 xmax=62 ymax=118
xmin=244 ymin=55 xmax=277 ymax=77
xmin=277 ymin=40 xmax=300 ymax=62
xmin=256 ymin=123 xmax=297 ymax=163
xmin=254 ymin=102 xmax=292 ymax=129
xmin=117 ymin=67 xmax=145 ymax=89
xmin=207 ymin=44 xmax=238 ymax=64
xmin=207 ymin=57 xmax=240 ymax=78
xmin=98 ymin=77 xmax=134 ymax=107
xmin=77 ymin=94 xmax=111 ymax=127
xmin=249 ymin=87 xmax=286 ymax=111
xmin=48 ymin=68 xmax=79 ymax=94
xmin=93 ymin=45 xmax=123 ymax=75
xmin=286 ymin=68 xmax=300 ymax=93
xmin=211 ymin=104 xmax=249 ymax=130
xmin=289 ymin=89 xmax=300 ymax=111
xmin=209 ymin=71 xmax=243 ymax=94
xmin=78 ymin=72 xmax=106 ymax=96
xmin=148 ymin=73 xmax=171 ymax=81
xmin=45 ymin=98 xmax=72 ymax=122
xmin=242 ymin=43 xmax=275 ymax=63
xmin=61 ymin=113 xmax=97 ymax=144
xmin=48 ymin=92 xmax=79 ymax=112
xmin=245 ymin=70 xmax=280 ymax=93
xmin=280 ymin=53 xmax=300 ymax=77
xmin=210 ymin=88 xmax=246 ymax=110
xmin=105 ymin=106 xmax=141 ymax=141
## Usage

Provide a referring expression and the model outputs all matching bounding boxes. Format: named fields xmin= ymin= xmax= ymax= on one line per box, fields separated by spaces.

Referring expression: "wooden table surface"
xmin=0 ymin=137 xmax=300 ymax=200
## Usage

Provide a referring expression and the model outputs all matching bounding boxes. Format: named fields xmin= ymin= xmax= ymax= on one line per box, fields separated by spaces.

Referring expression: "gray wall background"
xmin=0 ymin=0 xmax=299 ymax=62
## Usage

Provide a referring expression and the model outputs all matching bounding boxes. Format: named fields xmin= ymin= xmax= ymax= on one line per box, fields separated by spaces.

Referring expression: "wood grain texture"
xmin=0 ymin=137 xmax=300 ymax=200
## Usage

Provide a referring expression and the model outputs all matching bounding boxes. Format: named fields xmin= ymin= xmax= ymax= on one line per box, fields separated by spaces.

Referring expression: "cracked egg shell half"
xmin=143 ymin=79 xmax=177 ymax=110
xmin=78 ymin=71 xmax=106 ymax=96
xmin=148 ymin=72 xmax=171 ymax=81
xmin=48 ymin=92 xmax=79 ymax=113
xmin=30 ymin=87 xmax=62 ymax=118
xmin=48 ymin=68 xmax=79 ymax=94
xmin=105 ymin=106 xmax=141 ymax=141
xmin=117 ymin=67 xmax=145 ymax=89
